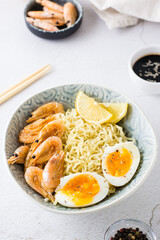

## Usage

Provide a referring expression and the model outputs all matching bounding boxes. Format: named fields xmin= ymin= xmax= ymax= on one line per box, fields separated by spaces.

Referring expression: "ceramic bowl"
xmin=104 ymin=219 xmax=157 ymax=240
xmin=24 ymin=0 xmax=83 ymax=39
xmin=4 ymin=84 xmax=157 ymax=214
xmin=128 ymin=46 xmax=160 ymax=94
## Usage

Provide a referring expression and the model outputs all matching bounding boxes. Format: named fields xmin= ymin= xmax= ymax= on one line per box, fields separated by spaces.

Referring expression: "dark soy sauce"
xmin=133 ymin=54 xmax=160 ymax=82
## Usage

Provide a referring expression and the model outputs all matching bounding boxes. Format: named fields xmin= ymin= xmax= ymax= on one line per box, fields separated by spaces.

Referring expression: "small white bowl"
xmin=128 ymin=46 xmax=160 ymax=94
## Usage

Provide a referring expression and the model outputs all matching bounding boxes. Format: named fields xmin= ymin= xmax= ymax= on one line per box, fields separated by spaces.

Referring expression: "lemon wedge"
xmin=100 ymin=103 xmax=128 ymax=124
xmin=75 ymin=91 xmax=113 ymax=124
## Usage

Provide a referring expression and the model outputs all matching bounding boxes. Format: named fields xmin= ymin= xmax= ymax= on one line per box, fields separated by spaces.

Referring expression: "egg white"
xmin=55 ymin=172 xmax=109 ymax=207
xmin=102 ymin=142 xmax=140 ymax=187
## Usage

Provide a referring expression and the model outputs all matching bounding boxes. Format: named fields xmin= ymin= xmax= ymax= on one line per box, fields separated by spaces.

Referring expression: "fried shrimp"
xmin=31 ymin=119 xmax=65 ymax=152
xmin=26 ymin=17 xmax=59 ymax=32
xmin=28 ymin=9 xmax=64 ymax=21
xmin=19 ymin=116 xmax=56 ymax=144
xmin=30 ymin=136 xmax=62 ymax=166
xmin=63 ymin=2 xmax=77 ymax=27
xmin=36 ymin=0 xmax=64 ymax=13
xmin=27 ymin=11 xmax=65 ymax=25
xmin=27 ymin=102 xmax=64 ymax=123
xmin=43 ymin=7 xmax=64 ymax=21
xmin=25 ymin=166 xmax=54 ymax=202
xmin=24 ymin=120 xmax=65 ymax=169
xmin=38 ymin=120 xmax=65 ymax=141
xmin=42 ymin=151 xmax=64 ymax=193
xmin=8 ymin=146 xmax=29 ymax=165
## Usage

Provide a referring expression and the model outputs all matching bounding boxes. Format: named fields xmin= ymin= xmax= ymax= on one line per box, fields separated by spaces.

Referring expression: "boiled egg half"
xmin=55 ymin=172 xmax=109 ymax=207
xmin=102 ymin=142 xmax=140 ymax=187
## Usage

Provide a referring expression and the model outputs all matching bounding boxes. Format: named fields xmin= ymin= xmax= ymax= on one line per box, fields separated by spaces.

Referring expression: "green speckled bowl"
xmin=4 ymin=84 xmax=157 ymax=214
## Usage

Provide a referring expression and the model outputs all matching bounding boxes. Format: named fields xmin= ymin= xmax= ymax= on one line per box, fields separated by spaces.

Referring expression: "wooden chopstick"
xmin=0 ymin=64 xmax=51 ymax=98
xmin=0 ymin=64 xmax=52 ymax=105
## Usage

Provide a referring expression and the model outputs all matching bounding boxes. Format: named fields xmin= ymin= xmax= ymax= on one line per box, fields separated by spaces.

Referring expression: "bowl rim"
xmin=24 ymin=0 xmax=83 ymax=34
xmin=128 ymin=45 xmax=160 ymax=86
xmin=3 ymin=83 xmax=158 ymax=215
xmin=104 ymin=219 xmax=157 ymax=240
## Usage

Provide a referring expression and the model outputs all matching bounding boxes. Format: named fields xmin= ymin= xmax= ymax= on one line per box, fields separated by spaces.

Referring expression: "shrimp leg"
xmin=8 ymin=146 xmax=29 ymax=165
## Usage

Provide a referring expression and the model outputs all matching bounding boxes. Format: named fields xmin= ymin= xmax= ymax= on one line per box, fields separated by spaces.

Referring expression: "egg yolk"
xmin=105 ymin=148 xmax=132 ymax=177
xmin=60 ymin=174 xmax=100 ymax=206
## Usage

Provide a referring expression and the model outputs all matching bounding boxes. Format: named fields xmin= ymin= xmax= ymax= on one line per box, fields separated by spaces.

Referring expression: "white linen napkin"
xmin=88 ymin=0 xmax=160 ymax=29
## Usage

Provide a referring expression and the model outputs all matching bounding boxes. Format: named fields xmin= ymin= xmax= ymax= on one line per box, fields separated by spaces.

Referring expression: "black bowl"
xmin=24 ymin=0 xmax=83 ymax=39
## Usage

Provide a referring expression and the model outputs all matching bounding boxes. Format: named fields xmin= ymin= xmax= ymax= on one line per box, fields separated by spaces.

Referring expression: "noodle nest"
xmin=56 ymin=109 xmax=133 ymax=194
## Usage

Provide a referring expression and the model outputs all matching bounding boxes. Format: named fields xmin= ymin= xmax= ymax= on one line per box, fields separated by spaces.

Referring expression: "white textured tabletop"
xmin=0 ymin=0 xmax=160 ymax=239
